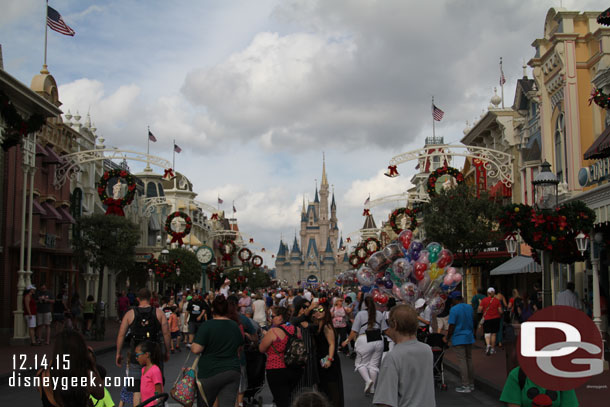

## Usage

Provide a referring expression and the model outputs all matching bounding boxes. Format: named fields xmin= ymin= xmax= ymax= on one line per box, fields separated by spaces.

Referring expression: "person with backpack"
xmin=115 ymin=287 xmax=171 ymax=407
xmin=259 ymin=306 xmax=303 ymax=407
xmin=499 ymin=366 xmax=578 ymax=406
xmin=477 ymin=287 xmax=503 ymax=355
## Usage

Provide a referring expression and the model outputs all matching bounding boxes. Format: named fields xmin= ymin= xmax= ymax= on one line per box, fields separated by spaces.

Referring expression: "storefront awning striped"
xmin=584 ymin=125 xmax=610 ymax=160
xmin=490 ymin=255 xmax=541 ymax=275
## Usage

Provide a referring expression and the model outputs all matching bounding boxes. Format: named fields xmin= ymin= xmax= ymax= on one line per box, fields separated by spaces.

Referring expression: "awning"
xmin=584 ymin=125 xmax=610 ymax=160
xmin=36 ymin=143 xmax=49 ymax=157
xmin=57 ymin=207 xmax=75 ymax=224
xmin=32 ymin=200 xmax=47 ymax=216
xmin=43 ymin=145 xmax=63 ymax=165
xmin=41 ymin=202 xmax=62 ymax=220
xmin=490 ymin=255 xmax=541 ymax=276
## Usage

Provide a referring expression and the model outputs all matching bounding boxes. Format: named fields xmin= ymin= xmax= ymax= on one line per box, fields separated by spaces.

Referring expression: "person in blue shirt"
xmin=444 ymin=290 xmax=475 ymax=393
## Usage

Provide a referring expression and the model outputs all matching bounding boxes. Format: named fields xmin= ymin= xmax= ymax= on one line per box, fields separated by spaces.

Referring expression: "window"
xmin=146 ymin=182 xmax=158 ymax=198
xmin=554 ymin=113 xmax=566 ymax=183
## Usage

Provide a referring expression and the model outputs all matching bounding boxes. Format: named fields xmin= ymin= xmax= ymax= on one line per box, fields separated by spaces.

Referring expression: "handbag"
xmin=170 ymin=352 xmax=199 ymax=407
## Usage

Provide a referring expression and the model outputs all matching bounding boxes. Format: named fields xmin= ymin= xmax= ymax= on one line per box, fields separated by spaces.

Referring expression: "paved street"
xmin=0 ymin=346 xmax=502 ymax=406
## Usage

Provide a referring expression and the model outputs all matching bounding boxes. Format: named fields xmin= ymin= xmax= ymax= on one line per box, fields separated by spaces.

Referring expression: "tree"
xmin=166 ymin=248 xmax=202 ymax=287
xmin=422 ymin=183 xmax=503 ymax=294
xmin=73 ymin=214 xmax=140 ymax=340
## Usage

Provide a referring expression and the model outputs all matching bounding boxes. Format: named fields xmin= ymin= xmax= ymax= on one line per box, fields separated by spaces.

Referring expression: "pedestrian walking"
xmin=444 ymin=291 xmax=475 ymax=393
xmin=187 ymin=294 xmax=205 ymax=346
xmin=507 ymin=288 xmax=523 ymax=323
xmin=135 ymin=341 xmax=163 ymax=407
xmin=70 ymin=292 xmax=82 ymax=332
xmin=290 ymin=297 xmax=320 ymax=398
xmin=252 ymin=293 xmax=267 ymax=329
xmin=84 ymin=295 xmax=96 ymax=334
xmin=471 ymin=287 xmax=485 ymax=338
xmin=478 ymin=287 xmax=503 ymax=355
xmin=555 ymin=282 xmax=581 ymax=309
xmin=35 ymin=284 xmax=54 ymax=345
xmin=331 ymin=298 xmax=349 ymax=354
xmin=260 ymin=306 xmax=303 ymax=407
xmin=341 ymin=296 xmax=387 ymax=395
xmin=312 ymin=302 xmax=344 ymax=407
xmin=372 ymin=304 xmax=435 ymax=407
xmin=24 ymin=285 xmax=39 ymax=346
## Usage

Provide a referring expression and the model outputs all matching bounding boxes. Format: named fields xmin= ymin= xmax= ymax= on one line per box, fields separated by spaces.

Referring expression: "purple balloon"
xmin=384 ymin=279 xmax=394 ymax=289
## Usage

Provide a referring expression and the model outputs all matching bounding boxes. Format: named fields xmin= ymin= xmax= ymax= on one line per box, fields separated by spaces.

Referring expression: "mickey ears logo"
xmin=517 ymin=306 xmax=603 ymax=391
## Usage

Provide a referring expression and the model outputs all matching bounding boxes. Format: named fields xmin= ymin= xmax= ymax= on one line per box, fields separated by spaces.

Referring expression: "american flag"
xmin=364 ymin=196 xmax=370 ymax=205
xmin=47 ymin=6 xmax=75 ymax=36
xmin=432 ymin=104 xmax=444 ymax=121
xmin=148 ymin=130 xmax=157 ymax=142
xmin=174 ymin=143 xmax=182 ymax=153
xmin=500 ymin=58 xmax=506 ymax=86
xmin=218 ymin=197 xmax=224 ymax=204
xmin=233 ymin=202 xmax=237 ymax=213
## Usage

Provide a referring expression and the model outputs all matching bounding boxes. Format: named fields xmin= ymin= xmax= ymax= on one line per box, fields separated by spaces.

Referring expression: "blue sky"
xmin=1 ymin=0 xmax=606 ymax=266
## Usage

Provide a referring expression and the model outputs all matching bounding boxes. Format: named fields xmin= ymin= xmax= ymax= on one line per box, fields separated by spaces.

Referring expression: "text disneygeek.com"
xmin=9 ymin=371 xmax=134 ymax=391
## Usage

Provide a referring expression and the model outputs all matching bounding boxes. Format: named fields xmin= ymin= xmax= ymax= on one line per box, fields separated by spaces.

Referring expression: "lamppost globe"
xmin=532 ymin=160 xmax=559 ymax=210
xmin=504 ymin=233 xmax=519 ymax=258
xmin=176 ymin=267 xmax=181 ymax=277
xmin=160 ymin=249 xmax=170 ymax=264
xmin=575 ymin=232 xmax=589 ymax=256
xmin=148 ymin=268 xmax=153 ymax=278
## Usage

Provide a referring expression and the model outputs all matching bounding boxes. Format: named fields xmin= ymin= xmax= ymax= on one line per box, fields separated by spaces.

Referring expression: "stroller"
xmin=243 ymin=348 xmax=266 ymax=407
xmin=426 ymin=333 xmax=448 ymax=391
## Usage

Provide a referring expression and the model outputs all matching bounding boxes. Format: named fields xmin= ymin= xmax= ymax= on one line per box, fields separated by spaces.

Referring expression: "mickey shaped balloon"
xmin=356 ymin=266 xmax=376 ymax=286
xmin=426 ymin=242 xmax=442 ymax=263
xmin=398 ymin=229 xmax=413 ymax=249
xmin=437 ymin=249 xmax=454 ymax=268
xmin=382 ymin=243 xmax=403 ymax=262
xmin=367 ymin=251 xmax=390 ymax=272
xmin=413 ymin=261 xmax=427 ymax=280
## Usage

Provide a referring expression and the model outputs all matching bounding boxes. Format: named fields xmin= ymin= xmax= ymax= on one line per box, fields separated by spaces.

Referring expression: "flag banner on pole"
xmin=148 ymin=130 xmax=157 ymax=142
xmin=47 ymin=6 xmax=75 ymax=36
xmin=500 ymin=68 xmax=506 ymax=86
xmin=364 ymin=196 xmax=370 ymax=205
xmin=174 ymin=143 xmax=182 ymax=153
xmin=218 ymin=197 xmax=224 ymax=204
xmin=233 ymin=203 xmax=237 ymax=213
xmin=432 ymin=104 xmax=444 ymax=121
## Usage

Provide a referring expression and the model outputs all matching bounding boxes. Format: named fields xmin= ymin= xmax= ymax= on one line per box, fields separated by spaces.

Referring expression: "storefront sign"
xmin=135 ymin=253 xmax=153 ymax=262
xmin=578 ymin=157 xmax=610 ymax=187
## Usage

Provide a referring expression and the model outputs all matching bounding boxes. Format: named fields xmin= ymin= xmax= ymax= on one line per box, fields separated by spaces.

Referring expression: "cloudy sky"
xmin=1 ymin=0 xmax=606 ymax=267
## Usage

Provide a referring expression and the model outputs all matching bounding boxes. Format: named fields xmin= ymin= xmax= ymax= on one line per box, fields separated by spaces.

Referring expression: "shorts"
xmin=53 ymin=313 xmax=65 ymax=322
xmin=171 ymin=331 xmax=180 ymax=339
xmin=84 ymin=313 xmax=94 ymax=321
xmin=25 ymin=315 xmax=36 ymax=329
xmin=189 ymin=320 xmax=202 ymax=334
xmin=483 ymin=317 xmax=501 ymax=334
xmin=36 ymin=312 xmax=52 ymax=326
xmin=120 ymin=386 xmax=133 ymax=404
xmin=436 ymin=316 xmax=449 ymax=332
xmin=238 ymin=364 xmax=248 ymax=393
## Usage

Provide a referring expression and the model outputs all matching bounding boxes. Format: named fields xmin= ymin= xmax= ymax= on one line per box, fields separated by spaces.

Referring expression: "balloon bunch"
xmin=336 ymin=269 xmax=358 ymax=286
xmin=355 ymin=230 xmax=463 ymax=314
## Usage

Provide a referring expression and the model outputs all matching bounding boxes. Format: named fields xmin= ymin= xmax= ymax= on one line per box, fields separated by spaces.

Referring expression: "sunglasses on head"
xmin=314 ymin=307 xmax=325 ymax=313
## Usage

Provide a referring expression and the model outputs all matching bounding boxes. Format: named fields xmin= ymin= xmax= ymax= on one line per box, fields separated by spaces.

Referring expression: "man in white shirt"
xmin=555 ymin=282 xmax=580 ymax=309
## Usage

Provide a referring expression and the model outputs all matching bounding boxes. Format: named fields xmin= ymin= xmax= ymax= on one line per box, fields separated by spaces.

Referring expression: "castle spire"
xmin=321 ymin=152 xmax=328 ymax=186
xmin=302 ymin=196 xmax=306 ymax=213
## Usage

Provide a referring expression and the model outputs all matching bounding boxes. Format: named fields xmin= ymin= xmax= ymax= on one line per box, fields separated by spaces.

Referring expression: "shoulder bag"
xmin=170 ymin=351 xmax=200 ymax=407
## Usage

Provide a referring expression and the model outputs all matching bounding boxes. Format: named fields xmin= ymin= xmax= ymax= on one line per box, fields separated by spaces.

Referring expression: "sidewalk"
xmin=443 ymin=341 xmax=610 ymax=406
xmin=0 ymin=319 xmax=120 ymax=384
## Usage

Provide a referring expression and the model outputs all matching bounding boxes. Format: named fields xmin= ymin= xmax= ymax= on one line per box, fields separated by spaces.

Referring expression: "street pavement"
xmin=0 ymin=342 xmax=503 ymax=406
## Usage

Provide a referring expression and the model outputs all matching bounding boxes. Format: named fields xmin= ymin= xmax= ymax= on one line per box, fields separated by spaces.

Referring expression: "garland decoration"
xmin=389 ymin=207 xmax=420 ymax=234
xmin=363 ymin=237 xmax=381 ymax=254
xmin=349 ymin=254 xmax=361 ymax=268
xmin=355 ymin=243 xmax=368 ymax=260
xmin=498 ymin=201 xmax=595 ymax=264
xmin=598 ymin=7 xmax=610 ymax=26
xmin=97 ymin=169 xmax=136 ymax=216
xmin=164 ymin=211 xmax=193 ymax=246
xmin=221 ymin=239 xmax=236 ymax=261
xmin=589 ymin=87 xmax=610 ymax=110
xmin=238 ymin=247 xmax=252 ymax=262
xmin=146 ymin=257 xmax=181 ymax=279
xmin=426 ymin=166 xmax=464 ymax=197
xmin=0 ymin=91 xmax=46 ymax=151
xmin=251 ymin=255 xmax=263 ymax=268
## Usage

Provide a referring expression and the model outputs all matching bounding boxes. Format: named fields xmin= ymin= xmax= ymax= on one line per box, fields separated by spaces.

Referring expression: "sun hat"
xmin=414 ymin=298 xmax=426 ymax=308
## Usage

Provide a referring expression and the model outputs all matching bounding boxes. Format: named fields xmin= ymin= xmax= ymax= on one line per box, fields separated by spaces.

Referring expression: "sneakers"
xmin=186 ymin=343 xmax=192 ymax=348
xmin=489 ymin=347 xmax=496 ymax=355
xmin=485 ymin=345 xmax=491 ymax=355
xmin=469 ymin=384 xmax=475 ymax=391
xmin=455 ymin=385 xmax=472 ymax=393
xmin=364 ymin=380 xmax=374 ymax=394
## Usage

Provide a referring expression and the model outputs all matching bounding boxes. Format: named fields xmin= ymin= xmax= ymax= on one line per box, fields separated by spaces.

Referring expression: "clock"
xmin=196 ymin=246 xmax=214 ymax=265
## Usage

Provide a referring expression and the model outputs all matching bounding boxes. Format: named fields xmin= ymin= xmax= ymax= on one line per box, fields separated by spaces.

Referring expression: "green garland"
xmin=349 ymin=254 xmax=362 ymax=268
xmin=146 ymin=257 xmax=181 ymax=279
xmin=389 ymin=207 xmax=419 ymax=234
xmin=97 ymin=169 xmax=136 ymax=206
xmin=165 ymin=211 xmax=193 ymax=245
xmin=426 ymin=166 xmax=464 ymax=197
xmin=363 ymin=237 xmax=381 ymax=254
xmin=498 ymin=201 xmax=595 ymax=264
xmin=238 ymin=247 xmax=252 ymax=262
xmin=251 ymin=255 xmax=263 ymax=268
xmin=590 ymin=88 xmax=610 ymax=110
xmin=0 ymin=91 xmax=46 ymax=150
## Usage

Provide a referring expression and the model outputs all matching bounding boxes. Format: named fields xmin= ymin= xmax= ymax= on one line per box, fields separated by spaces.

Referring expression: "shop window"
xmin=146 ymin=182 xmax=158 ymax=198
xmin=554 ymin=113 xmax=567 ymax=183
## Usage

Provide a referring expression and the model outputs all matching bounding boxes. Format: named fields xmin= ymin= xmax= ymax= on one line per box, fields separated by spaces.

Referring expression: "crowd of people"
xmin=27 ymin=278 xmax=599 ymax=407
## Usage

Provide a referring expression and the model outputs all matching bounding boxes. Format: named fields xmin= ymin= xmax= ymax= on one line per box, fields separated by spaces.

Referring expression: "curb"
xmin=0 ymin=344 xmax=116 ymax=386
xmin=443 ymin=359 xmax=502 ymax=399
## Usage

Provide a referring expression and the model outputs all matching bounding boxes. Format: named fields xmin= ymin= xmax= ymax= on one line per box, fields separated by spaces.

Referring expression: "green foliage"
xmin=422 ymin=183 xmax=503 ymax=266
xmin=223 ymin=266 xmax=272 ymax=292
xmin=498 ymin=201 xmax=595 ymax=264
xmin=73 ymin=214 xmax=140 ymax=273
xmin=166 ymin=248 xmax=202 ymax=286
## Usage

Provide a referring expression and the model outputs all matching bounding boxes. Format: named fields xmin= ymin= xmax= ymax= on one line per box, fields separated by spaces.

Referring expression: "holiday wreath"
xmin=164 ymin=211 xmax=192 ymax=246
xmin=363 ymin=237 xmax=381 ymax=254
xmin=389 ymin=207 xmax=420 ymax=234
xmin=251 ymin=255 xmax=263 ymax=268
xmin=498 ymin=201 xmax=595 ymax=264
xmin=97 ymin=169 xmax=136 ymax=216
xmin=589 ymin=87 xmax=610 ymax=110
xmin=146 ymin=257 xmax=181 ymax=279
xmin=0 ymin=91 xmax=46 ymax=151
xmin=598 ymin=7 xmax=610 ymax=26
xmin=426 ymin=166 xmax=464 ymax=197
xmin=349 ymin=254 xmax=362 ymax=268
xmin=238 ymin=247 xmax=252 ymax=262
xmin=220 ymin=239 xmax=236 ymax=261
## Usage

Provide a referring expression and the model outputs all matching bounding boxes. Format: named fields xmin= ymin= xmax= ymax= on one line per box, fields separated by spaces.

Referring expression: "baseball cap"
xmin=186 ymin=295 xmax=193 ymax=301
xmin=275 ymin=293 xmax=282 ymax=299
xmin=487 ymin=287 xmax=495 ymax=294
xmin=414 ymin=298 xmax=426 ymax=308
xmin=26 ymin=284 xmax=36 ymax=290
xmin=449 ymin=291 xmax=463 ymax=299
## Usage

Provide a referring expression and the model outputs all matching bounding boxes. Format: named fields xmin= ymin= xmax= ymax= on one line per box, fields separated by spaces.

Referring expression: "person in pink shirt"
xmin=136 ymin=341 xmax=163 ymax=407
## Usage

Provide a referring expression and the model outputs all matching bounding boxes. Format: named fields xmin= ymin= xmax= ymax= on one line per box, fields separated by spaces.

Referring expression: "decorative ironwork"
xmin=364 ymin=192 xmax=430 ymax=209
xmin=54 ymin=148 xmax=171 ymax=189
xmin=388 ymin=144 xmax=513 ymax=188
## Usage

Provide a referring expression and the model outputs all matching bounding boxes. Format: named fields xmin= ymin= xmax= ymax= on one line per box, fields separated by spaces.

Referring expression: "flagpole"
xmin=43 ymin=0 xmax=49 ymax=73
xmin=146 ymin=126 xmax=151 ymax=170
xmin=500 ymin=57 xmax=505 ymax=109
xmin=432 ymin=96 xmax=436 ymax=139
xmin=173 ymin=139 xmax=176 ymax=171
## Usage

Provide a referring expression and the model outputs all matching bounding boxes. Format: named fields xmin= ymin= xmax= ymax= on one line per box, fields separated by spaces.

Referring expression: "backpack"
xmin=277 ymin=325 xmax=307 ymax=368
xmin=129 ymin=307 xmax=161 ymax=349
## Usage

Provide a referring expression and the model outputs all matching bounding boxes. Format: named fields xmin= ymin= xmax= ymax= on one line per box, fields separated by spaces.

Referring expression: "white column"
xmin=591 ymin=236 xmax=602 ymax=335
xmin=25 ymin=166 xmax=36 ymax=288
xmin=12 ymin=164 xmax=30 ymax=341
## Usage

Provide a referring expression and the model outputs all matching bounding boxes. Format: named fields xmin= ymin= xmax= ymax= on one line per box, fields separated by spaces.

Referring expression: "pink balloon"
xmin=452 ymin=272 xmax=463 ymax=283
xmin=418 ymin=250 xmax=430 ymax=265
xmin=446 ymin=267 xmax=457 ymax=275
xmin=443 ymin=274 xmax=453 ymax=285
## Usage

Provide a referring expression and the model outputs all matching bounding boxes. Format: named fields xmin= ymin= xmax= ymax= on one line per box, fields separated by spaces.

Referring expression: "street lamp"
xmin=575 ymin=232 xmax=589 ymax=256
xmin=176 ymin=266 xmax=181 ymax=277
xmin=159 ymin=248 xmax=170 ymax=264
xmin=504 ymin=233 xmax=519 ymax=258
xmin=532 ymin=160 xmax=559 ymax=308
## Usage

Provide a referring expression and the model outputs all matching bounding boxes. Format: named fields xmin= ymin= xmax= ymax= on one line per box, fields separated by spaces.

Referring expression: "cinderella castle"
xmin=275 ymin=159 xmax=349 ymax=285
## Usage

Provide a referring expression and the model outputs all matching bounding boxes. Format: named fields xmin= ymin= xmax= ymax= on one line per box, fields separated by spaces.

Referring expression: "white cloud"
xmin=343 ymin=170 xmax=413 ymax=208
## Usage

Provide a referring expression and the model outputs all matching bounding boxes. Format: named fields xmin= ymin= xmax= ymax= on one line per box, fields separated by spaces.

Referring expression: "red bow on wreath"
xmin=363 ymin=209 xmax=370 ymax=216
xmin=164 ymin=168 xmax=175 ymax=179
xmin=211 ymin=213 xmax=218 ymax=220
xmin=385 ymin=165 xmax=399 ymax=177
xmin=104 ymin=198 xmax=125 ymax=216
xmin=170 ymin=232 xmax=186 ymax=246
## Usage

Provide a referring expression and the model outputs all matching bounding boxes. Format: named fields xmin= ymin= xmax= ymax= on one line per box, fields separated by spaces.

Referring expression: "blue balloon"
xmin=361 ymin=285 xmax=372 ymax=293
